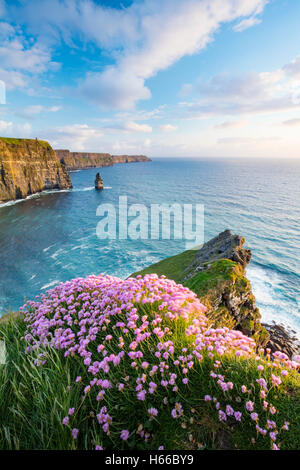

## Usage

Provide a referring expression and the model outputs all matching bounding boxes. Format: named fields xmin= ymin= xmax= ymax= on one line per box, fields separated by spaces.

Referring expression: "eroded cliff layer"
xmin=0 ymin=138 xmax=72 ymax=203
xmin=55 ymin=149 xmax=151 ymax=170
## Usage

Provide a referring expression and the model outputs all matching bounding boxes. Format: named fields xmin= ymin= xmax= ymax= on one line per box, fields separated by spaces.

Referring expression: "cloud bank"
xmin=4 ymin=0 xmax=268 ymax=108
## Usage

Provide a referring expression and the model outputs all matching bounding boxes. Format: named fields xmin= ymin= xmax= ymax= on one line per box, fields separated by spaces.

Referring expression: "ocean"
xmin=0 ymin=158 xmax=299 ymax=336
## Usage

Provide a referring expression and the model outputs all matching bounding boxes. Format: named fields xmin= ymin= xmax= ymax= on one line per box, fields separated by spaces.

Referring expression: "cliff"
xmin=56 ymin=150 xmax=113 ymax=170
xmin=55 ymin=149 xmax=151 ymax=170
xmin=132 ymin=230 xmax=268 ymax=345
xmin=112 ymin=154 xmax=151 ymax=164
xmin=0 ymin=138 xmax=72 ymax=203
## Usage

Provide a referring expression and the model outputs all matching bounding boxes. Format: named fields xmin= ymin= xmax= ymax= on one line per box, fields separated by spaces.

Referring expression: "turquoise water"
xmin=0 ymin=158 xmax=299 ymax=336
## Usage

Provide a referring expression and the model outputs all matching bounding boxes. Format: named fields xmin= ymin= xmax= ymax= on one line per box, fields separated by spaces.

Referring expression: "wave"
xmin=73 ymin=186 xmax=94 ymax=192
xmin=247 ymin=264 xmax=300 ymax=336
xmin=73 ymin=186 xmax=112 ymax=191
xmin=0 ymin=189 xmax=71 ymax=209
xmin=41 ymin=280 xmax=60 ymax=290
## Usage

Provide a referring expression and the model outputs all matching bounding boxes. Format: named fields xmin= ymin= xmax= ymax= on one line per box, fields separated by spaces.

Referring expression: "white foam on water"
xmin=73 ymin=187 xmax=94 ymax=192
xmin=41 ymin=280 xmax=59 ymax=290
xmin=50 ymin=248 xmax=65 ymax=260
xmin=247 ymin=264 xmax=300 ymax=337
xmin=0 ymin=189 xmax=71 ymax=209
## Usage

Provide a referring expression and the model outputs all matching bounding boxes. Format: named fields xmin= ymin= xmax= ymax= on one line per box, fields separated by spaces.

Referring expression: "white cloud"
xmin=50 ymin=124 xmax=103 ymax=151
xmin=0 ymin=19 xmax=59 ymax=91
xmin=15 ymin=105 xmax=61 ymax=119
xmin=0 ymin=119 xmax=32 ymax=136
xmin=215 ymin=119 xmax=248 ymax=129
xmin=11 ymin=0 xmax=268 ymax=109
xmin=282 ymin=118 xmax=300 ymax=127
xmin=180 ymin=57 xmax=300 ymax=118
xmin=159 ymin=124 xmax=178 ymax=132
xmin=283 ymin=56 xmax=300 ymax=78
xmin=218 ymin=136 xmax=281 ymax=145
xmin=233 ymin=16 xmax=261 ymax=32
xmin=0 ymin=119 xmax=13 ymax=132
xmin=124 ymin=121 xmax=152 ymax=133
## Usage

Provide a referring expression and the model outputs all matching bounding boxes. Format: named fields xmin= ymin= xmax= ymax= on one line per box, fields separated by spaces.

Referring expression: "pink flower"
xmin=137 ymin=390 xmax=146 ymax=401
xmin=68 ymin=408 xmax=75 ymax=416
xmin=72 ymin=428 xmax=79 ymax=439
xmin=226 ymin=405 xmax=234 ymax=416
xmin=204 ymin=395 xmax=211 ymax=401
xmin=120 ymin=430 xmax=130 ymax=441
xmin=62 ymin=416 xmax=69 ymax=426
xmin=148 ymin=407 xmax=158 ymax=419
xmin=246 ymin=401 xmax=254 ymax=412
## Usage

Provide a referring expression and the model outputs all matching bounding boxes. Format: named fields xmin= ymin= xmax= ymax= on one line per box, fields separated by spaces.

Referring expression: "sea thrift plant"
xmin=20 ymin=274 xmax=299 ymax=450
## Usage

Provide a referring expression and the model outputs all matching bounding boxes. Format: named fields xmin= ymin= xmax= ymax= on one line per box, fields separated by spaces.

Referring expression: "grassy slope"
xmin=0 ymin=251 xmax=299 ymax=450
xmin=131 ymin=249 xmax=196 ymax=283
xmin=0 ymin=137 xmax=50 ymax=148
xmin=0 ymin=309 xmax=300 ymax=450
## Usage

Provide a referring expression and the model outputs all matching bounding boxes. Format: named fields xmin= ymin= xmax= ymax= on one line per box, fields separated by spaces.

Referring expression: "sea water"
xmin=0 ymin=158 xmax=299 ymax=336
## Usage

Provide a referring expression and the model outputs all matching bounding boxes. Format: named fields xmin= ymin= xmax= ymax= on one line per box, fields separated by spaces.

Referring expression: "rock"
xmin=0 ymin=137 xmax=72 ymax=203
xmin=55 ymin=149 xmax=151 ymax=171
xmin=183 ymin=231 xmax=267 ymax=343
xmin=95 ymin=172 xmax=103 ymax=190
xmin=262 ymin=322 xmax=300 ymax=358
xmin=186 ymin=229 xmax=251 ymax=278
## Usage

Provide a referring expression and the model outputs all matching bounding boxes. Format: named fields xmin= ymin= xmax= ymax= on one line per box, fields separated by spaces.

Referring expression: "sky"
xmin=1 ymin=0 xmax=300 ymax=158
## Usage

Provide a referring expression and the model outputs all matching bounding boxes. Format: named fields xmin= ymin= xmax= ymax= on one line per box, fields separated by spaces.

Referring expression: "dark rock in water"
xmin=262 ymin=322 xmax=300 ymax=358
xmin=95 ymin=172 xmax=103 ymax=190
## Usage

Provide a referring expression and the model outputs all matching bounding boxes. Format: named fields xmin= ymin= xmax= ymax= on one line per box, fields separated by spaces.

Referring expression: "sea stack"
xmin=95 ymin=172 xmax=103 ymax=190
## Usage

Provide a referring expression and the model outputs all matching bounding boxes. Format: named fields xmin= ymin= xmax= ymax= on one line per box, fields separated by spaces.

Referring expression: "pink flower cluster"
xmin=21 ymin=273 xmax=299 ymax=450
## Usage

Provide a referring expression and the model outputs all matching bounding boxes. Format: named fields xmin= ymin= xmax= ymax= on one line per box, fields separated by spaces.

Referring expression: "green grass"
xmin=131 ymin=249 xmax=196 ymax=283
xmin=0 ymin=137 xmax=51 ymax=148
xmin=0 ymin=308 xmax=299 ymax=450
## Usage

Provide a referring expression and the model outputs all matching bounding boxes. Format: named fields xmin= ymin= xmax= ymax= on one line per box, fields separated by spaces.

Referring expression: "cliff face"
xmin=0 ymin=138 xmax=72 ymax=203
xmin=112 ymin=155 xmax=151 ymax=164
xmin=132 ymin=230 xmax=268 ymax=345
xmin=56 ymin=149 xmax=113 ymax=170
xmin=55 ymin=149 xmax=151 ymax=170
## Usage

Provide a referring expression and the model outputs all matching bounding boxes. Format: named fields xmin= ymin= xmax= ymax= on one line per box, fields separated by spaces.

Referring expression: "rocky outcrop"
xmin=132 ymin=230 xmax=268 ymax=345
xmin=185 ymin=229 xmax=251 ymax=278
xmin=95 ymin=172 xmax=103 ymax=190
xmin=0 ymin=138 xmax=72 ymax=203
xmin=55 ymin=149 xmax=151 ymax=171
xmin=262 ymin=322 xmax=300 ymax=357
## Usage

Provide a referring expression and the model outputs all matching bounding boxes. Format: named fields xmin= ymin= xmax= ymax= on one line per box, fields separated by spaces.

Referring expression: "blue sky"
xmin=1 ymin=0 xmax=300 ymax=157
